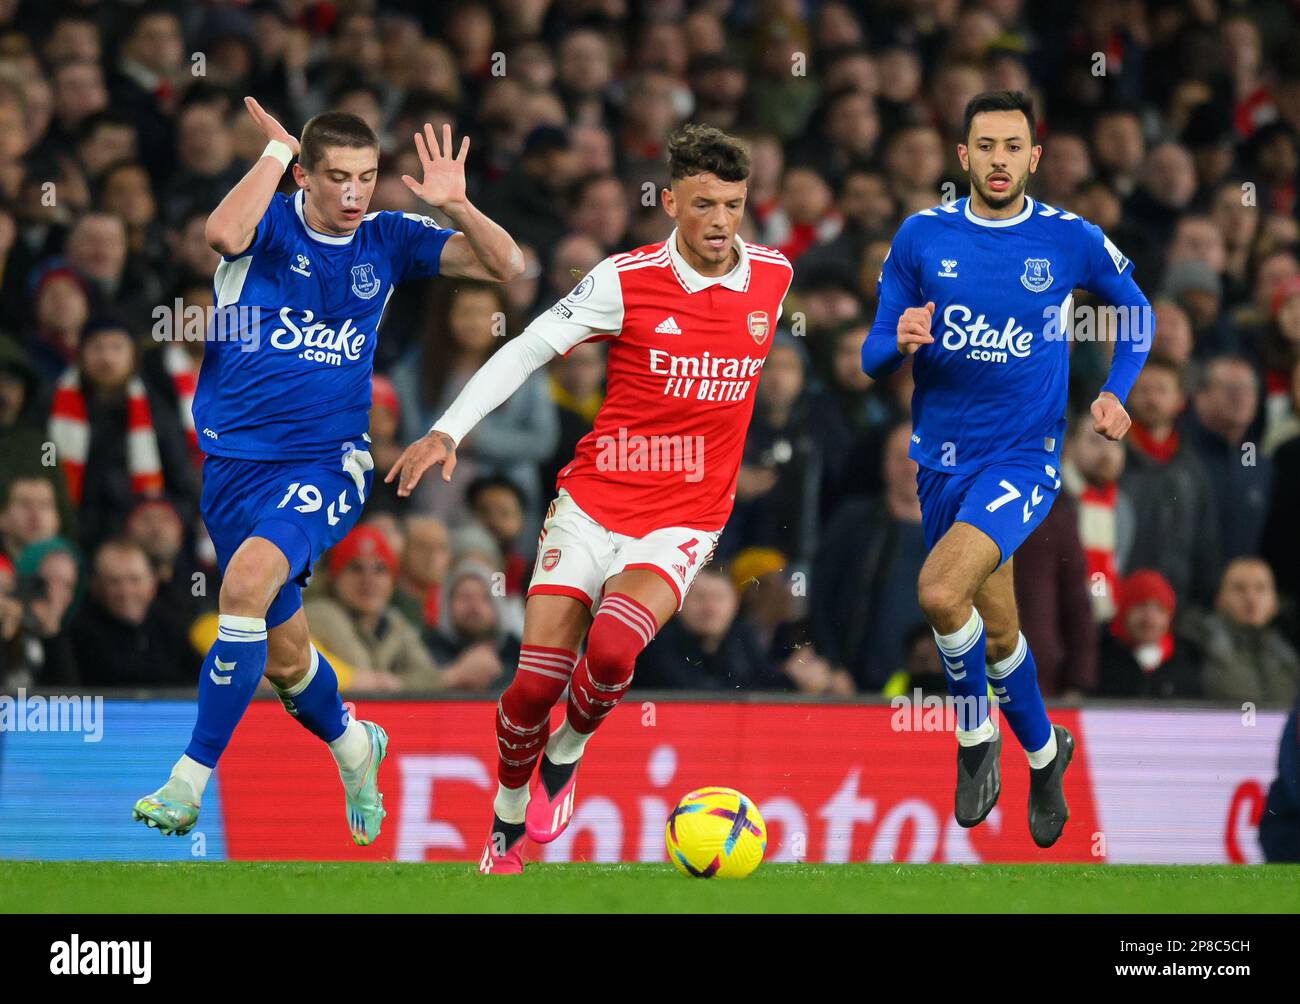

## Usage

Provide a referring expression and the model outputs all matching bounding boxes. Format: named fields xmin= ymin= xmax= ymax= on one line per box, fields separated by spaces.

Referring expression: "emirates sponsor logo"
xmin=647 ymin=348 xmax=764 ymax=402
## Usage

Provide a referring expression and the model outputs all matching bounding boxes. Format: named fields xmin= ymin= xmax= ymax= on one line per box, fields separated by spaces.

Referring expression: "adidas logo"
xmin=654 ymin=316 xmax=682 ymax=335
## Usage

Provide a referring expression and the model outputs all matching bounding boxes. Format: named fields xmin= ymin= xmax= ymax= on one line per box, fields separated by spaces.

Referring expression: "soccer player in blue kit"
xmin=132 ymin=98 xmax=522 ymax=842
xmin=863 ymin=92 xmax=1151 ymax=847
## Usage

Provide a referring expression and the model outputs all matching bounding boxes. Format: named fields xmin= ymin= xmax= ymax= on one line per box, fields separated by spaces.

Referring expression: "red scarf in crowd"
xmin=49 ymin=369 xmax=164 ymax=505
xmin=1077 ymin=480 xmax=1120 ymax=621
xmin=163 ymin=344 xmax=202 ymax=467
xmin=1128 ymin=421 xmax=1180 ymax=464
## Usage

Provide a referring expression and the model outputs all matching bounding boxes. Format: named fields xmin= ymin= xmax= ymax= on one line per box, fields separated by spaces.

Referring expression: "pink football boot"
xmin=478 ymin=820 xmax=526 ymax=875
xmin=525 ymin=754 xmax=580 ymax=843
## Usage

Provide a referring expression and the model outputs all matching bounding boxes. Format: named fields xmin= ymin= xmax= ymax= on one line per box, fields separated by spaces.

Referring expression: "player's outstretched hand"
xmin=385 ymin=430 xmax=457 ymax=497
xmin=244 ymin=96 xmax=299 ymax=156
xmin=897 ymin=301 xmax=936 ymax=355
xmin=402 ymin=122 xmax=469 ymax=210
xmin=1091 ymin=391 xmax=1132 ymax=441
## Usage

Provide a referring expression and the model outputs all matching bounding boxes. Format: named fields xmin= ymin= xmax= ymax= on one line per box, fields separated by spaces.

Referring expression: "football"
xmin=664 ymin=787 xmax=767 ymax=879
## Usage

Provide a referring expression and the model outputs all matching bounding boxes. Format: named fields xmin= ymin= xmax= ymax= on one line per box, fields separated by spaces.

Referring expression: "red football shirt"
xmin=528 ymin=230 xmax=793 ymax=537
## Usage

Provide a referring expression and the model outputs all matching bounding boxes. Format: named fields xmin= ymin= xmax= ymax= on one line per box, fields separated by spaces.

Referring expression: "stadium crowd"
xmin=0 ymin=0 xmax=1298 ymax=707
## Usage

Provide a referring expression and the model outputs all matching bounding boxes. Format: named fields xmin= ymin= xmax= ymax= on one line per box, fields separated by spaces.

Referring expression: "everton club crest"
xmin=747 ymin=310 xmax=770 ymax=345
xmin=1020 ymin=258 xmax=1053 ymax=293
xmin=351 ymin=262 xmax=381 ymax=300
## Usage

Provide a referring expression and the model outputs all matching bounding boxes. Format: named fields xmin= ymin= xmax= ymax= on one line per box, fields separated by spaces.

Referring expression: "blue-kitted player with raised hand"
xmin=132 ymin=97 xmax=522 ymax=843
xmin=863 ymin=91 xmax=1152 ymax=847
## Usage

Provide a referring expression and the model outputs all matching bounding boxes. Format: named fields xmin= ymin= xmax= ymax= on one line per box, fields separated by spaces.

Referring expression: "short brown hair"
xmin=298 ymin=111 xmax=379 ymax=171
xmin=667 ymin=123 xmax=750 ymax=182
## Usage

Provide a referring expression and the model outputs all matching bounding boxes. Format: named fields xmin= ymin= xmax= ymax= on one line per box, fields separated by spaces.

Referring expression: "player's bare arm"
xmin=204 ymin=97 xmax=299 ymax=256
xmin=402 ymin=122 xmax=524 ymax=281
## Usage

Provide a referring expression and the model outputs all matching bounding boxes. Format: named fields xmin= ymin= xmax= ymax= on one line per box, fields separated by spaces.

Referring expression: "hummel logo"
xmin=209 ymin=657 xmax=236 ymax=686
xmin=290 ymin=254 xmax=312 ymax=277
xmin=938 ymin=259 xmax=958 ymax=278
xmin=654 ymin=316 xmax=682 ymax=335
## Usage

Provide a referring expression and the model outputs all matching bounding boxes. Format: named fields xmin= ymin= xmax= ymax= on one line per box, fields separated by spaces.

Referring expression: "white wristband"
xmin=261 ymin=140 xmax=294 ymax=171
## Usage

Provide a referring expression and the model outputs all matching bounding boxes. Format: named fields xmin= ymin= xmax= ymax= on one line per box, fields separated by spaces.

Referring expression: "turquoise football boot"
xmin=345 ymin=721 xmax=389 ymax=846
xmin=132 ymin=776 xmax=201 ymax=836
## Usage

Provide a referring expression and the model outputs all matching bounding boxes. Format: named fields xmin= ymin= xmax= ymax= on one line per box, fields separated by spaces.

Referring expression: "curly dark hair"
xmin=667 ymin=123 xmax=750 ymax=182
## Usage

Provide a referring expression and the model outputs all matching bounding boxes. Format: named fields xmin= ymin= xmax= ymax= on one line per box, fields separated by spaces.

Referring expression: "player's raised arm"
xmin=386 ymin=256 xmax=625 ymax=496
xmin=204 ymin=97 xmax=299 ymax=257
xmin=400 ymin=123 xmax=523 ymax=281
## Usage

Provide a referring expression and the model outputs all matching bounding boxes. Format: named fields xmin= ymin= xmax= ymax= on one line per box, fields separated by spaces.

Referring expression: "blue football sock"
xmin=185 ymin=614 xmax=268 ymax=768
xmin=934 ymin=608 xmax=991 ymax=737
xmin=271 ymin=644 xmax=350 ymax=743
xmin=986 ymin=632 xmax=1053 ymax=758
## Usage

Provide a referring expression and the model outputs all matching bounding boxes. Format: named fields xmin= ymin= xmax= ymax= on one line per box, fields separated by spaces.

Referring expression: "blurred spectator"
xmin=723 ymin=338 xmax=823 ymax=566
xmin=1013 ymin=492 xmax=1098 ymax=698
xmin=1183 ymin=355 xmax=1272 ymax=560
xmin=48 ymin=318 xmax=197 ymax=552
xmin=69 ymin=537 xmax=197 ymax=686
xmin=0 ymin=536 xmax=79 ymax=688
xmin=392 ymin=515 xmax=451 ymax=630
xmin=0 ymin=475 xmax=59 ymax=564
xmin=423 ymin=558 xmax=519 ymax=691
xmin=810 ymin=424 xmax=926 ymax=692
xmin=729 ymin=545 xmax=849 ymax=695
xmin=1097 ymin=570 xmax=1200 ymax=699
xmin=1061 ymin=420 xmax=1134 ymax=622
xmin=466 ymin=474 xmax=528 ymax=603
xmin=391 ymin=281 xmax=557 ymax=520
xmin=1120 ymin=357 xmax=1223 ymax=606
xmin=1262 ymin=427 xmax=1300 ymax=647
xmin=123 ymin=497 xmax=205 ymax=624
xmin=364 ymin=374 xmax=404 ymax=516
xmin=541 ymin=338 xmax=604 ymax=493
xmin=636 ymin=567 xmax=783 ymax=691
xmin=1185 ymin=558 xmax=1299 ymax=705
xmin=1260 ymin=274 xmax=1300 ymax=454
xmin=306 ymin=525 xmax=443 ymax=692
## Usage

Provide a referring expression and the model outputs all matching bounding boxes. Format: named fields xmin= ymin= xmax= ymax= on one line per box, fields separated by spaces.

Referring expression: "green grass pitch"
xmin=2 ymin=861 xmax=1298 ymax=913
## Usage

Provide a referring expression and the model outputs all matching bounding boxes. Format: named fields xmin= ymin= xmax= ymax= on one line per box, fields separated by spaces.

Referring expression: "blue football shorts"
xmin=200 ymin=439 xmax=374 ymax=627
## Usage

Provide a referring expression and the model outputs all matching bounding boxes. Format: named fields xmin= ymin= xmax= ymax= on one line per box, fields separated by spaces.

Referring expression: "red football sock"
xmin=567 ymin=593 xmax=658 ymax=735
xmin=495 ymin=645 xmax=577 ymax=789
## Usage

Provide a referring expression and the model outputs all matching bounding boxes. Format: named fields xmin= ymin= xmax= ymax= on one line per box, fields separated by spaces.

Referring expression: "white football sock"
xmin=545 ymin=718 xmax=592 ymax=765
xmin=329 ymin=718 xmax=372 ymax=791
xmin=494 ymin=782 xmax=530 ymax=824
xmin=1026 ymin=727 xmax=1058 ymax=769
xmin=170 ymin=754 xmax=212 ymax=802
xmin=955 ymin=716 xmax=998 ymax=747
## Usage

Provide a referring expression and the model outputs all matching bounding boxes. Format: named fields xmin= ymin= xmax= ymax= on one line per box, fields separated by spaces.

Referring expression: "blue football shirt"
xmin=193 ymin=189 xmax=454 ymax=460
xmin=862 ymin=196 xmax=1151 ymax=474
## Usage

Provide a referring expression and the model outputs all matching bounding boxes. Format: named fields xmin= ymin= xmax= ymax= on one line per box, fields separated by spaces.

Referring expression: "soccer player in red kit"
xmin=387 ymin=125 xmax=793 ymax=873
